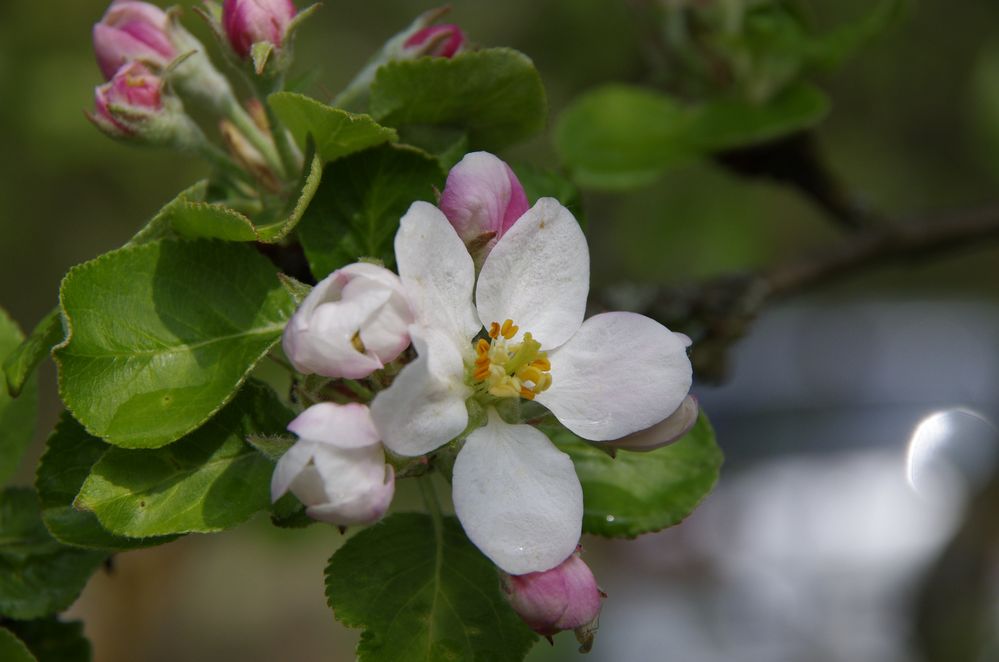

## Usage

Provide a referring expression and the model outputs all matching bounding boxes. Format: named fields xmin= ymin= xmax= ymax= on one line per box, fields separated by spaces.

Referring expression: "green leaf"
xmin=0 ymin=629 xmax=35 ymax=662
xmin=55 ymin=239 xmax=295 ymax=449
xmin=36 ymin=414 xmax=175 ymax=550
xmin=326 ymin=512 xmax=536 ymax=662
xmin=3 ymin=308 xmax=61 ymax=399
xmin=397 ymin=125 xmax=469 ymax=172
xmin=0 ymin=310 xmax=37 ymax=485
xmin=3 ymin=618 xmax=91 ymax=662
xmin=269 ymin=92 xmax=398 ymax=162
xmin=0 ymin=487 xmax=106 ymax=620
xmin=555 ymin=83 xmax=828 ymax=190
xmin=550 ymin=414 xmax=722 ymax=538
xmin=687 ymin=83 xmax=830 ymax=152
xmin=299 ymin=144 xmax=444 ymax=279
xmin=370 ymin=48 xmax=547 ymax=151
xmin=75 ymin=381 xmax=292 ymax=537
xmin=555 ymin=85 xmax=699 ymax=190
xmin=160 ymin=151 xmax=324 ymax=243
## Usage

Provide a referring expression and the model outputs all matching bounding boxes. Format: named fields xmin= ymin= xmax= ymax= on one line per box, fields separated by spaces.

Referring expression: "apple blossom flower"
xmin=369 ymin=160 xmax=693 ymax=575
xmin=402 ymin=23 xmax=465 ymax=58
xmin=501 ymin=549 xmax=602 ymax=644
xmin=89 ymin=61 xmax=205 ymax=149
xmin=92 ymin=61 xmax=163 ymax=137
xmin=94 ymin=1 xmax=176 ymax=80
xmin=438 ymin=151 xmax=530 ymax=267
xmin=93 ymin=1 xmax=238 ymax=114
xmin=271 ymin=402 xmax=395 ymax=526
xmin=282 ymin=263 xmax=414 ymax=380
xmin=222 ymin=0 xmax=297 ymax=59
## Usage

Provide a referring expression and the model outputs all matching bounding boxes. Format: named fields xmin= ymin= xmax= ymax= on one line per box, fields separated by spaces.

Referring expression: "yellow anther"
xmin=530 ymin=357 xmax=551 ymax=372
xmin=351 ymin=332 xmax=366 ymax=353
xmin=517 ymin=366 xmax=543 ymax=385
xmin=469 ymin=319 xmax=553 ymax=400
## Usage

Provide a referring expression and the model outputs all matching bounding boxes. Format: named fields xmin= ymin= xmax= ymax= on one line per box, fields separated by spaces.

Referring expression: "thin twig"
xmin=599 ymin=203 xmax=999 ymax=382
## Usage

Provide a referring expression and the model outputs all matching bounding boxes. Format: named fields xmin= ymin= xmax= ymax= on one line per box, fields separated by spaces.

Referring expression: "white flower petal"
xmin=271 ymin=440 xmax=317 ymax=501
xmin=282 ymin=267 xmax=399 ymax=379
xmin=395 ymin=201 xmax=480 ymax=348
xmin=312 ymin=443 xmax=390 ymax=500
xmin=476 ymin=198 xmax=589 ymax=350
xmin=287 ymin=402 xmax=380 ymax=449
xmin=536 ymin=312 xmax=692 ymax=441
xmin=370 ymin=326 xmax=470 ymax=456
xmin=300 ymin=445 xmax=395 ymax=526
xmin=452 ymin=410 xmax=583 ymax=575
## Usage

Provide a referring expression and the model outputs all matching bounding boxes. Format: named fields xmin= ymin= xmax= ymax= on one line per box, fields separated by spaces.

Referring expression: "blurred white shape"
xmin=906 ymin=408 xmax=998 ymax=500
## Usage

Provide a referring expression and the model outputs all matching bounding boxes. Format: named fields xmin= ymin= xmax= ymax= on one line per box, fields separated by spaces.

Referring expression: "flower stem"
xmin=342 ymin=379 xmax=374 ymax=402
xmin=195 ymin=141 xmax=255 ymax=186
xmin=223 ymin=96 xmax=287 ymax=179
xmin=264 ymin=97 xmax=303 ymax=177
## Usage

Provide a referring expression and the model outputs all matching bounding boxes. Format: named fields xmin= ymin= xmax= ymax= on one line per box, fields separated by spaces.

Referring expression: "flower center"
xmin=470 ymin=319 xmax=552 ymax=400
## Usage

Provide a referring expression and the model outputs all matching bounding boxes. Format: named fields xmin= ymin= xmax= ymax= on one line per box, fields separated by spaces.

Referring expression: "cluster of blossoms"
xmin=277 ymin=151 xmax=697 ymax=643
xmin=87 ymin=0 xmax=695 ymax=645
xmin=87 ymin=0 xmax=465 ymax=182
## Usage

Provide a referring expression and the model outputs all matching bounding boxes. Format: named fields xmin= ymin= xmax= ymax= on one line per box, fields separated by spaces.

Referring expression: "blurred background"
xmin=2 ymin=0 xmax=999 ymax=660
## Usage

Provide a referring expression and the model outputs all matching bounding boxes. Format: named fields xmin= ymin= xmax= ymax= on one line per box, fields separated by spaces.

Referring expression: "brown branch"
xmin=599 ymin=204 xmax=999 ymax=382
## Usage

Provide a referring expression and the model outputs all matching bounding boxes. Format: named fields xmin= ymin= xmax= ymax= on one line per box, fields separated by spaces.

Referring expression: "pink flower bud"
xmin=604 ymin=394 xmax=699 ymax=452
xmin=501 ymin=550 xmax=603 ymax=642
xmin=91 ymin=61 xmax=163 ymax=137
xmin=222 ymin=0 xmax=297 ymax=59
xmin=93 ymin=1 xmax=177 ymax=80
xmin=282 ymin=263 xmax=414 ymax=380
xmin=272 ymin=403 xmax=395 ymax=526
xmin=439 ymin=151 xmax=530 ymax=266
xmin=403 ymin=23 xmax=465 ymax=58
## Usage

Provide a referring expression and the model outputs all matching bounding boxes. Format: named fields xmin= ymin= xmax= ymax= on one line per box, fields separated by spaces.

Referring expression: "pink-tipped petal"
xmin=439 ymin=152 xmax=530 ymax=261
xmin=287 ymin=402 xmax=381 ymax=449
xmin=604 ymin=394 xmax=699 ymax=452
xmin=222 ymin=0 xmax=297 ymax=58
xmin=403 ymin=23 xmax=466 ymax=58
